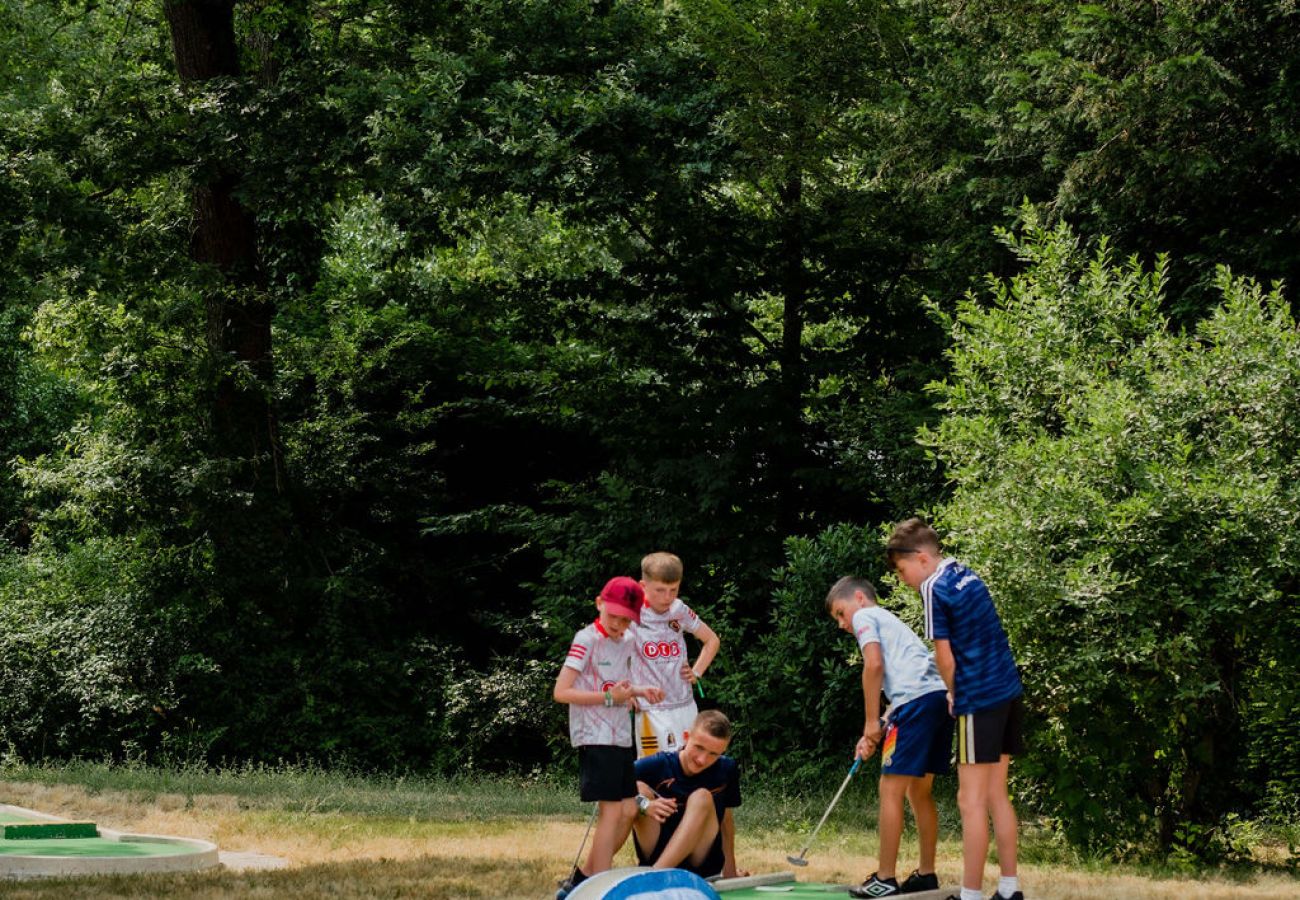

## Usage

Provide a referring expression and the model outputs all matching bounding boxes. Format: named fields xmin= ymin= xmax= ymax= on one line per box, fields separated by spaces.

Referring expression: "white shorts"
xmin=635 ymin=703 xmax=698 ymax=758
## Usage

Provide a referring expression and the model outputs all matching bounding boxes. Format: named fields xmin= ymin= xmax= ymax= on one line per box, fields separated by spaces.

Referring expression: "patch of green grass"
xmin=0 ymin=760 xmax=576 ymax=821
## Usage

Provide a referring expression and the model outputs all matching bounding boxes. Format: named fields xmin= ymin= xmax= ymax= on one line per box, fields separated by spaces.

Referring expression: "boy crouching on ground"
xmin=827 ymin=577 xmax=953 ymax=898
xmin=632 ymin=709 xmax=746 ymax=880
xmin=553 ymin=576 xmax=664 ymax=895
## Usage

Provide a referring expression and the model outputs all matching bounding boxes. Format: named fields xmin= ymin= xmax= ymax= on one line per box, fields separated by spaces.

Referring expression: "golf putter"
xmin=787 ymin=756 xmax=861 ymax=866
xmin=557 ymin=804 xmax=598 ymax=894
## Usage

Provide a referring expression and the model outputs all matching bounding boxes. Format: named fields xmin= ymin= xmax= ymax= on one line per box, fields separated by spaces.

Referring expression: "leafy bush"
xmin=0 ymin=535 xmax=215 ymax=761
xmin=925 ymin=210 xmax=1300 ymax=854
xmin=720 ymin=523 xmax=916 ymax=785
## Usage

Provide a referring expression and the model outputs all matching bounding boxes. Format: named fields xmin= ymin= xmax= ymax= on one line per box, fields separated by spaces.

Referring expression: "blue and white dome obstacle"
xmin=562 ymin=868 xmax=799 ymax=899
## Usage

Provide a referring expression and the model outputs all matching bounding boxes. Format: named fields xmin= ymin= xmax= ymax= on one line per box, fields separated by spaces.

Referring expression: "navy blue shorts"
xmin=634 ymin=824 xmax=725 ymax=878
xmin=880 ymin=689 xmax=953 ymax=777
xmin=578 ymin=745 xmax=637 ymax=802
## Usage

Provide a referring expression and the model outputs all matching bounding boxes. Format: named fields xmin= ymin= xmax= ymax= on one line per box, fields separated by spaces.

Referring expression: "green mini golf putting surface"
xmin=0 ymin=837 xmax=198 ymax=858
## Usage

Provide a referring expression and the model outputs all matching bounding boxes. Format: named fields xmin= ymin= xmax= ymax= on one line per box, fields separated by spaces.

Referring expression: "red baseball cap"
xmin=598 ymin=576 xmax=644 ymax=624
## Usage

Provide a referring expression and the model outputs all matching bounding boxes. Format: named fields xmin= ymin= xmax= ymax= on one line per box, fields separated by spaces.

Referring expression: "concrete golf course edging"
xmin=0 ymin=803 xmax=219 ymax=879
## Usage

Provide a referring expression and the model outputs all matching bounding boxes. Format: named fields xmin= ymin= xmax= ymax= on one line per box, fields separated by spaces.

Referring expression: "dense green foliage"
xmin=924 ymin=213 xmax=1300 ymax=856
xmin=1 ymin=0 xmax=1297 ymax=861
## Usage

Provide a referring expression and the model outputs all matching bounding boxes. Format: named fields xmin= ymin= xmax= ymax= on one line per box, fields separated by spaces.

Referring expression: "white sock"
xmin=998 ymin=875 xmax=1020 ymax=897
xmin=960 ymin=889 xmax=982 ymax=900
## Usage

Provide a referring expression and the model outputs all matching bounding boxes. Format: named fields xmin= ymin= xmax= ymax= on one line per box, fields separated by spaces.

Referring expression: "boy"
xmin=553 ymin=576 xmax=665 ymax=895
xmin=632 ymin=709 xmax=745 ymax=880
xmin=887 ymin=518 xmax=1025 ymax=900
xmin=632 ymin=552 xmax=721 ymax=757
xmin=827 ymin=577 xmax=953 ymax=898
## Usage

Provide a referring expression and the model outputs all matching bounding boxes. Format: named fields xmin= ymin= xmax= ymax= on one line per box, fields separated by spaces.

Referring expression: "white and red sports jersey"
xmin=632 ymin=598 xmax=703 ymax=710
xmin=563 ymin=620 xmax=638 ymax=748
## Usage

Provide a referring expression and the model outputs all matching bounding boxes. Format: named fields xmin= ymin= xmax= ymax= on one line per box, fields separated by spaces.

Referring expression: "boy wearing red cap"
xmin=553 ymin=576 xmax=665 ymax=895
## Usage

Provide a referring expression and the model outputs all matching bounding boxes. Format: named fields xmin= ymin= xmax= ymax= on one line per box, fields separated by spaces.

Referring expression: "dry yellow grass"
xmin=0 ymin=781 xmax=1294 ymax=899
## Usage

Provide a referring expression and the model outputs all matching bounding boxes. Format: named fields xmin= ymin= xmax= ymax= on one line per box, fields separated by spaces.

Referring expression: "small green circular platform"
xmin=0 ymin=804 xmax=219 ymax=878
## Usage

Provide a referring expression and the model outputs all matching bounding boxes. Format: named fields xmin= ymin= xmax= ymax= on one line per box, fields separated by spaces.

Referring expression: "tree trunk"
xmin=164 ymin=0 xmax=284 ymax=490
xmin=776 ymin=170 xmax=806 ymax=534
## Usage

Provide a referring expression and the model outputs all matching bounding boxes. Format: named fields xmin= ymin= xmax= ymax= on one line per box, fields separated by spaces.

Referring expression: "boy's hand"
xmin=610 ymin=681 xmax=635 ymax=705
xmin=855 ymin=735 xmax=878 ymax=761
xmin=680 ymin=663 xmax=698 ymax=684
xmin=646 ymin=795 xmax=677 ymax=823
xmin=636 ymin=685 xmax=665 ymax=704
xmin=947 ymin=690 xmax=954 ymax=716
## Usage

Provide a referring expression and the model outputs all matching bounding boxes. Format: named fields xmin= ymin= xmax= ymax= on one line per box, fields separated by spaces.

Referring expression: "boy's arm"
xmin=554 ymin=666 xmax=647 ymax=706
xmin=934 ymin=639 xmax=955 ymax=714
xmin=720 ymin=808 xmax=747 ymax=878
xmin=634 ymin=779 xmax=676 ymax=823
xmin=933 ymin=639 xmax=955 ymax=689
xmin=689 ymin=621 xmax=720 ymax=680
xmin=553 ymin=665 xmax=594 ymax=705
xmin=859 ymin=643 xmax=885 ymax=751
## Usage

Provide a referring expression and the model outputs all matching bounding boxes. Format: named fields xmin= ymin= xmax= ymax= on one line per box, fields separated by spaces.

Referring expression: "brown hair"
xmin=641 ymin=551 xmax=683 ymax=584
xmin=824 ymin=576 xmax=878 ymax=613
xmin=887 ymin=517 xmax=941 ymax=555
xmin=692 ymin=709 xmax=732 ymax=741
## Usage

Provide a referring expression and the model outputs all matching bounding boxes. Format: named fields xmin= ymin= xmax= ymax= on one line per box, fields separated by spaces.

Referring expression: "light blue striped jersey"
xmin=851 ymin=605 xmax=947 ymax=708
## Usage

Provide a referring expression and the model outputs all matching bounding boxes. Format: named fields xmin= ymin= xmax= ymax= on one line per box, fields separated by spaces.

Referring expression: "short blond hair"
xmin=641 ymin=551 xmax=683 ymax=584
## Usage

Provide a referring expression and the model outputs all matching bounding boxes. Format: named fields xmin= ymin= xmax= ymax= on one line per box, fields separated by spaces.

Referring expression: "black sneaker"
xmin=555 ymin=867 xmax=587 ymax=899
xmin=850 ymin=873 xmax=901 ymax=898
xmin=899 ymin=870 xmax=939 ymax=893
xmin=989 ymin=894 xmax=1023 ymax=900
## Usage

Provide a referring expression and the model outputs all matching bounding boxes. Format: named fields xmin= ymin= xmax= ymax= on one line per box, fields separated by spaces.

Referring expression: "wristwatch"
xmin=636 ymin=794 xmax=651 ymax=815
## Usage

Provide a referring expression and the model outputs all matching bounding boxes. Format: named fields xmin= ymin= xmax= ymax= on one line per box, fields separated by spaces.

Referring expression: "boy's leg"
xmin=876 ymin=774 xmax=912 ymax=879
xmin=955 ymin=762 xmax=993 ymax=894
xmin=989 ymin=754 xmax=1017 ymax=880
xmin=585 ymin=797 xmax=637 ymax=874
xmin=651 ymin=788 xmax=720 ymax=869
xmin=905 ymin=773 xmax=938 ymax=875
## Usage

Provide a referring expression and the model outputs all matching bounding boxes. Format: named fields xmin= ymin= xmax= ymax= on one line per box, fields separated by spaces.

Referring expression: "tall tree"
xmin=163 ymin=0 xmax=281 ymax=485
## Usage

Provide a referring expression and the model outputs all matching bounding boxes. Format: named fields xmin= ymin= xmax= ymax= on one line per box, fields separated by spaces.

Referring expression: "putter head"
xmin=786 ymin=855 xmax=808 ymax=867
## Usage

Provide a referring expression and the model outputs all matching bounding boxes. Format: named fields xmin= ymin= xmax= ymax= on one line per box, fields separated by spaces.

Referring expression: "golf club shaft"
xmin=797 ymin=758 xmax=861 ymax=857
xmin=568 ymin=804 xmax=598 ymax=875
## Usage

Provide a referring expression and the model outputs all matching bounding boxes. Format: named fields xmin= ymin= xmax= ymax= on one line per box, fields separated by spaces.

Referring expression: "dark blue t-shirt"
xmin=922 ymin=558 xmax=1022 ymax=715
xmin=634 ymin=750 xmax=741 ymax=826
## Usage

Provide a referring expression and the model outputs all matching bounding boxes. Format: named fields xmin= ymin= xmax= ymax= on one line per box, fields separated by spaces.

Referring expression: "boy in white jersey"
xmin=553 ymin=576 xmax=665 ymax=895
xmin=827 ymin=576 xmax=954 ymax=898
xmin=633 ymin=552 xmax=721 ymax=757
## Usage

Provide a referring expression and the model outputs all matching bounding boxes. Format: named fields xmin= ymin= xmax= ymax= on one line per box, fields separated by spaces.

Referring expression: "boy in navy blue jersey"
xmin=827 ymin=577 xmax=952 ymax=898
xmin=631 ymin=709 xmax=746 ymax=880
xmin=887 ymin=518 xmax=1025 ymax=900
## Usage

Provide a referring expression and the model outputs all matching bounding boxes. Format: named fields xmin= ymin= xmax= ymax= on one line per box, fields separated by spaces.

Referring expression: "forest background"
xmin=1 ymin=0 xmax=1297 ymax=867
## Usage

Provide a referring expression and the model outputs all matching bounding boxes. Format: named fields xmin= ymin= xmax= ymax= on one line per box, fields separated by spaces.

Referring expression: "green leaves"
xmin=928 ymin=215 xmax=1300 ymax=852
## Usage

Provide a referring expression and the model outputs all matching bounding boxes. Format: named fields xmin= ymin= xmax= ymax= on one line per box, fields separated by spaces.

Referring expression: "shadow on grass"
xmin=0 ymin=854 xmax=554 ymax=899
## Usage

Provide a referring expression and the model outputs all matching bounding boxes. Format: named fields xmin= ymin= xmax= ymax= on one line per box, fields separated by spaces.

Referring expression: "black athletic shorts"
xmin=578 ymin=745 xmax=637 ymax=802
xmin=956 ymin=695 xmax=1025 ymax=764
xmin=633 ymin=822 xmax=726 ymax=878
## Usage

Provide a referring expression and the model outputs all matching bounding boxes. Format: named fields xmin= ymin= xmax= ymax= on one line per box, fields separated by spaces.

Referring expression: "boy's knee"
xmin=879 ymin=774 xmax=911 ymax=798
xmin=685 ymin=787 xmax=713 ymax=807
